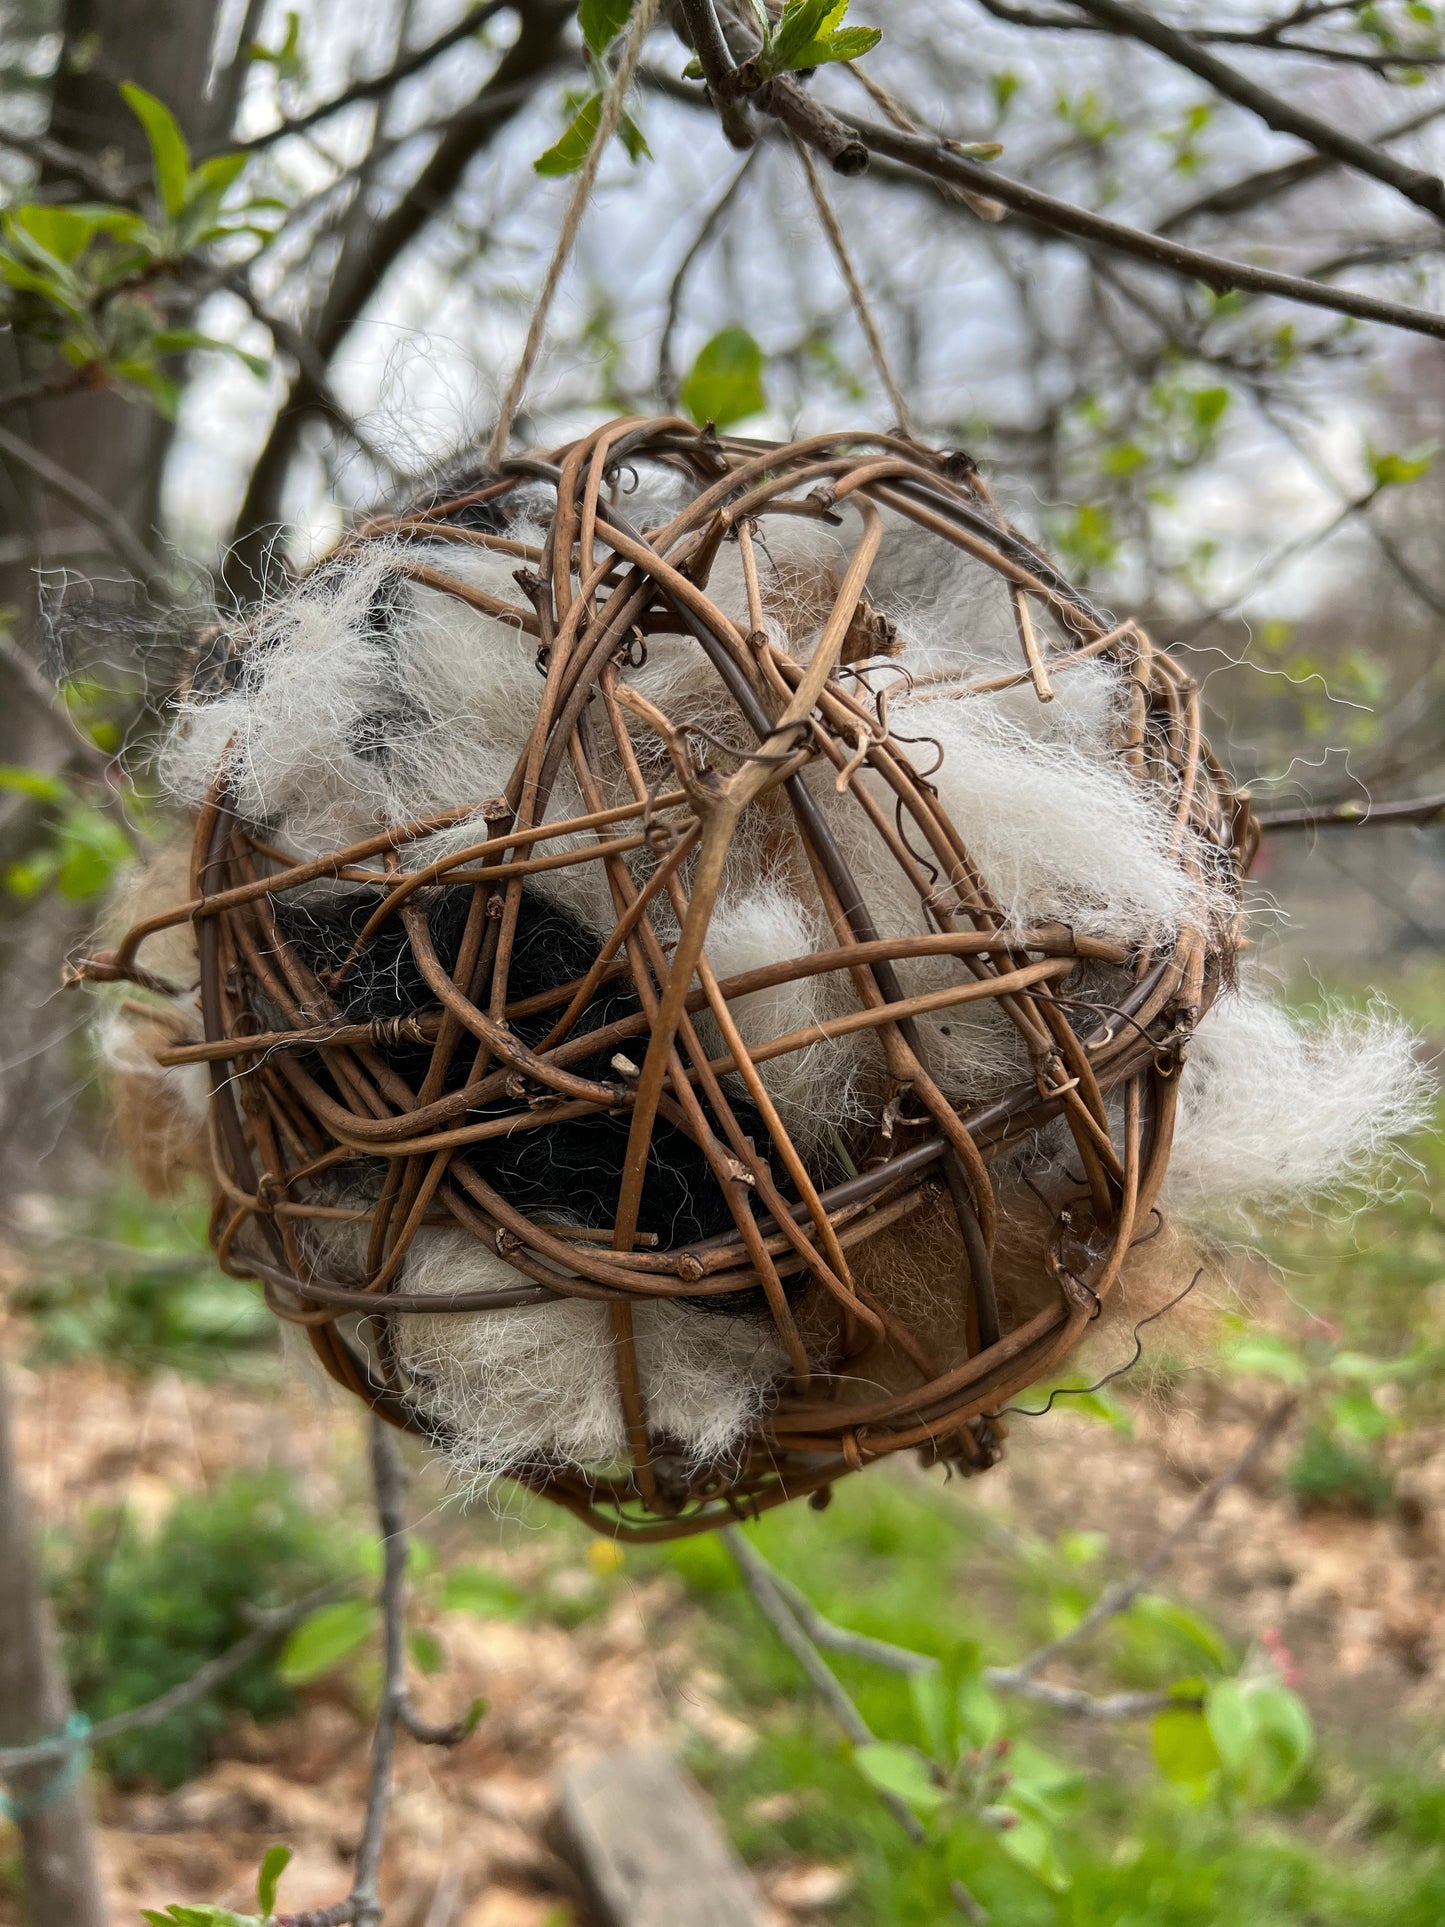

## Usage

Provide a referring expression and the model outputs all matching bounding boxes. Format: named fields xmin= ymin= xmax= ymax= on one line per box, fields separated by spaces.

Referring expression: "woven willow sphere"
xmin=97 ymin=420 xmax=1252 ymax=1539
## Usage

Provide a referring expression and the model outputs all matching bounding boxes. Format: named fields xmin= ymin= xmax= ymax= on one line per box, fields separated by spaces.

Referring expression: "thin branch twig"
xmin=270 ymin=1420 xmax=476 ymax=1927
xmin=0 ymin=420 xmax=167 ymax=584
xmin=1011 ymin=1396 xmax=1298 ymax=1681
xmin=723 ymin=1526 xmax=990 ymax=1924
xmin=1255 ymin=793 xmax=1445 ymax=831
xmin=761 ymin=1565 xmax=1184 ymax=1718
xmin=235 ymin=1 xmax=511 ymax=155
xmin=824 ymin=108 xmax=1445 ymax=343
xmin=0 ymin=1580 xmax=354 ymax=1773
xmin=1065 ymin=0 xmax=1445 ymax=225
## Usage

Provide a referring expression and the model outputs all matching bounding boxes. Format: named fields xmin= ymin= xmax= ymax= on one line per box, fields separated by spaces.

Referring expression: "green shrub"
xmin=17 ymin=1184 xmax=273 ymax=1375
xmin=1285 ymin=1424 xmax=1394 ymax=1516
xmin=50 ymin=1471 xmax=362 ymax=1787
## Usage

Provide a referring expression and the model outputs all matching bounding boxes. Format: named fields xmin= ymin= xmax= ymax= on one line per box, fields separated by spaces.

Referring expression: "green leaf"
xmin=618 ymin=107 xmax=651 ymax=163
xmin=461 ymin=1694 xmax=489 ymax=1735
xmin=1190 ymin=385 xmax=1230 ymax=430
xmin=141 ymin=1910 xmax=258 ymax=1927
xmin=806 ymin=24 xmax=882 ymax=63
xmin=908 ymin=1643 xmax=1000 ymax=1758
xmin=1370 ymin=443 xmax=1437 ymax=488
xmin=1244 ymin=1682 xmax=1313 ymax=1801
xmin=992 ymin=1811 xmax=1071 ymax=1891
xmin=534 ymin=92 xmax=603 ymax=175
xmin=1129 ymin=1594 xmax=1235 ymax=1674
xmin=188 ymin=151 xmax=250 ymax=202
xmin=256 ymin=1844 xmax=292 ymax=1916
xmin=853 ymin=1740 xmax=948 ymax=1815
xmin=1151 ymin=1704 xmax=1220 ymax=1784
xmin=765 ymin=0 xmax=882 ymax=74
xmin=10 ymin=204 xmax=99 ymax=263
xmin=1330 ymin=1386 xmax=1389 ymax=1441
xmin=5 ymin=851 xmax=60 ymax=899
xmin=1204 ymin=1677 xmax=1256 ymax=1780
xmin=772 ymin=0 xmax=839 ymax=66
xmin=55 ymin=807 xmax=133 ymax=900
xmin=580 ymin=0 xmax=634 ymax=52
xmin=0 ymin=765 xmax=68 ymax=804
xmin=680 ymin=326 xmax=765 ymax=429
xmin=1226 ymin=1332 xmax=1309 ymax=1385
xmin=1208 ymin=1676 xmax=1312 ymax=1803
xmin=276 ymin=1597 xmax=378 ymax=1684
xmin=442 ymin=1565 xmax=527 ymax=1617
xmin=409 ymin=1628 xmax=445 ymax=1675
xmin=121 ymin=83 xmax=191 ymax=219
xmin=150 ymin=330 xmax=270 ymax=378
xmin=248 ymin=11 xmax=304 ymax=78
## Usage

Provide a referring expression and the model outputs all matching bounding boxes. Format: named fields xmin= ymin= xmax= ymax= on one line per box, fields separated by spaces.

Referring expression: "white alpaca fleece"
xmin=142 ymin=472 xmax=1430 ymax=1486
xmin=1164 ymin=983 xmax=1433 ymax=1215
xmin=389 ymin=1230 xmax=788 ymax=1489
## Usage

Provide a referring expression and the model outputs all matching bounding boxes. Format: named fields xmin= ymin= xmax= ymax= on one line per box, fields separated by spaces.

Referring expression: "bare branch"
xmin=657 ymin=147 xmax=761 ymax=403
xmin=826 ymin=106 xmax=1445 ymax=342
xmin=0 ymin=420 xmax=168 ymax=584
xmin=757 ymin=1555 xmax=1187 ymax=1719
xmin=973 ymin=0 xmax=1445 ymax=70
xmin=1255 ymin=792 xmax=1445 ymax=830
xmin=1159 ymin=95 xmax=1445 ymax=234
xmin=1010 ymin=1396 xmax=1298 ymax=1681
xmin=347 ymin=1421 xmax=408 ymax=1927
xmin=1063 ymin=0 xmax=1445 ymax=224
xmin=0 ymin=1580 xmax=354 ymax=1773
xmin=227 ymin=1 xmax=575 ymax=593
xmin=674 ymin=0 xmax=756 ymax=147
xmin=235 ymin=0 xmax=512 ymax=156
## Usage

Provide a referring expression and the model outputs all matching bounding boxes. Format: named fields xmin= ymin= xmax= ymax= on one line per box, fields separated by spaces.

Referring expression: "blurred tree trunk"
xmin=0 ymin=1360 xmax=108 ymax=1927
xmin=0 ymin=0 xmax=222 ymax=1196
xmin=0 ymin=11 xmax=222 ymax=1926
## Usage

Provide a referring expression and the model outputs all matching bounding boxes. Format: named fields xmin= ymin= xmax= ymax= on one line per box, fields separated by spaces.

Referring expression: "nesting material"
xmin=86 ymin=420 xmax=1426 ymax=1540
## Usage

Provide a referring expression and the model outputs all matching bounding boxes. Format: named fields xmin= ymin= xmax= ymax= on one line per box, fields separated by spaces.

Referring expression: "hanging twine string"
xmin=0 ymin=1712 xmax=91 ymax=1823
xmin=486 ymin=0 xmax=662 ymax=470
xmin=791 ymin=135 xmax=915 ymax=437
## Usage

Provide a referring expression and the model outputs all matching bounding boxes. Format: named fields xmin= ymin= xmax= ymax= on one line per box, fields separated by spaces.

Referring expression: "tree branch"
xmin=1254 ymin=792 xmax=1445 ymax=830
xmin=657 ymin=147 xmax=761 ymax=403
xmin=722 ymin=1526 xmax=990 ymax=1924
xmin=1062 ymin=0 xmax=1445 ymax=224
xmin=1010 ymin=1396 xmax=1298 ymax=1681
xmin=267 ymin=1421 xmax=478 ymax=1927
xmin=1158 ymin=95 xmax=1445 ymax=234
xmin=824 ymin=106 xmax=1445 ymax=342
xmin=0 ymin=1580 xmax=355 ymax=1773
xmin=235 ymin=0 xmax=512 ymax=156
xmin=973 ymin=0 xmax=1445 ymax=69
xmin=756 ymin=1561 xmax=1186 ymax=1719
xmin=226 ymin=0 xmax=575 ymax=595
xmin=0 ymin=420 xmax=168 ymax=584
